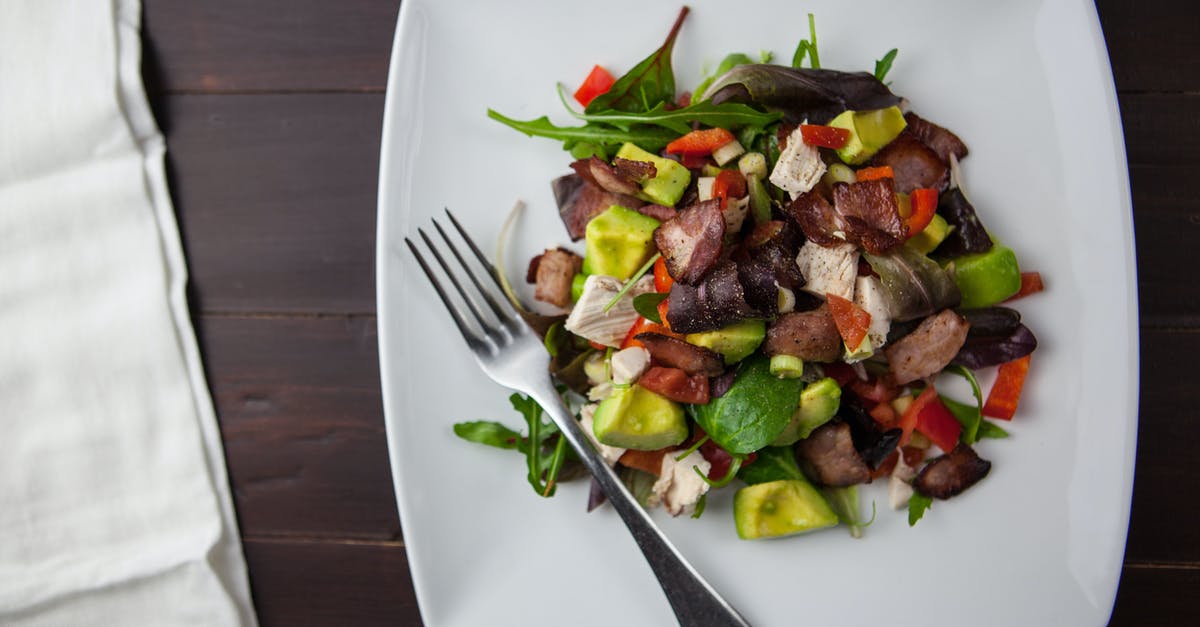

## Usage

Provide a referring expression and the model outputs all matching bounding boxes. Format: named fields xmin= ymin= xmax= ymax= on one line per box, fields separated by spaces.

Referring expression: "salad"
xmin=456 ymin=6 xmax=1042 ymax=539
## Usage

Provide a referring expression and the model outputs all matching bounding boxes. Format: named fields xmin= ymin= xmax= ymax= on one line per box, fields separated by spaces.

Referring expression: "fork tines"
xmin=404 ymin=209 xmax=520 ymax=352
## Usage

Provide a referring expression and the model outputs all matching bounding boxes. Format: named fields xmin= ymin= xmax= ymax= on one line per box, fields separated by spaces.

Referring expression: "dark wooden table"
xmin=140 ymin=1 xmax=1198 ymax=624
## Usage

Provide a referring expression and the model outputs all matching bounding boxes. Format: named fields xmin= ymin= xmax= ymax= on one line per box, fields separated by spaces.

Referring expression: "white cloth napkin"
xmin=0 ymin=1 xmax=256 ymax=624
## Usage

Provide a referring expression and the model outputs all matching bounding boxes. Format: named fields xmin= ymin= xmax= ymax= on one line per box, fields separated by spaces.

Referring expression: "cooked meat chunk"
xmin=798 ymin=422 xmax=871 ymax=487
xmin=870 ymin=134 xmax=948 ymax=193
xmin=884 ymin=309 xmax=970 ymax=384
xmin=784 ymin=189 xmax=846 ymax=247
xmin=571 ymin=156 xmax=642 ymax=196
xmin=764 ymin=305 xmax=842 ymax=363
xmin=904 ymin=112 xmax=969 ymax=163
xmin=914 ymin=443 xmax=991 ymax=499
xmin=654 ymin=200 xmax=725 ymax=285
xmin=635 ymin=332 xmax=725 ymax=377
xmin=831 ymin=178 xmax=905 ymax=255
xmin=530 ymin=248 xmax=582 ymax=308
xmin=552 ymin=174 xmax=645 ymax=241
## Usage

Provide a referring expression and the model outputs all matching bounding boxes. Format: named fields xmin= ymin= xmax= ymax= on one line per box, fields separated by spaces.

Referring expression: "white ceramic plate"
xmin=376 ymin=1 xmax=1137 ymax=625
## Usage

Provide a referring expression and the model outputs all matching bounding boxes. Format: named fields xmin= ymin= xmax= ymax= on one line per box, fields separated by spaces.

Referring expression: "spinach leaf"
xmin=453 ymin=421 xmax=521 ymax=449
xmin=561 ymin=86 xmax=782 ymax=134
xmin=585 ymin=7 xmax=689 ymax=114
xmin=633 ymin=292 xmax=669 ymax=323
xmin=737 ymin=446 xmax=805 ymax=485
xmin=790 ymin=14 xmax=821 ymax=69
xmin=487 ymin=110 xmax=677 ymax=153
xmin=908 ymin=492 xmax=933 ymax=526
xmin=874 ymin=48 xmax=898 ymax=82
xmin=692 ymin=353 xmax=803 ymax=454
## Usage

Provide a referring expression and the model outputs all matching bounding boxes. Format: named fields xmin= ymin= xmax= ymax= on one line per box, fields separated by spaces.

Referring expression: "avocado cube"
xmin=733 ymin=479 xmax=839 ymax=539
xmin=771 ymin=376 xmax=842 ymax=446
xmin=829 ymin=106 xmax=907 ymax=165
xmin=685 ymin=319 xmax=766 ymax=365
xmin=581 ymin=205 xmax=660 ymax=280
xmin=592 ymin=384 xmax=687 ymax=451
xmin=949 ymin=241 xmax=1021 ymax=308
xmin=908 ymin=214 xmax=950 ymax=254
xmin=615 ymin=143 xmax=691 ymax=207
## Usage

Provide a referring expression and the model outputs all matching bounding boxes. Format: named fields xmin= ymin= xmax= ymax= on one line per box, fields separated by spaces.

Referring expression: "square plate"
xmin=376 ymin=1 xmax=1137 ymax=625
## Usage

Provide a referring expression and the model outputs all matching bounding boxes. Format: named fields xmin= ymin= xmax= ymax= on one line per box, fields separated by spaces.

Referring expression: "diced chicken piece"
xmin=723 ymin=195 xmax=750 ymax=233
xmin=770 ymin=126 xmax=827 ymax=199
xmin=565 ymin=275 xmax=655 ymax=347
xmin=888 ymin=447 xmax=918 ymax=510
xmin=795 ymin=240 xmax=858 ymax=301
xmin=531 ymin=248 xmax=582 ymax=308
xmin=610 ymin=347 xmax=650 ymax=385
xmin=579 ymin=404 xmax=625 ymax=466
xmin=649 ymin=449 xmax=712 ymax=516
xmin=884 ymin=309 xmax=970 ymax=384
xmin=854 ymin=275 xmax=891 ymax=351
xmin=587 ymin=381 xmax=613 ymax=402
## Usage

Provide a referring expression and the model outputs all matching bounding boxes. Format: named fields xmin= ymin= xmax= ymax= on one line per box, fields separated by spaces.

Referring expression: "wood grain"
xmin=1096 ymin=0 xmax=1200 ymax=93
xmin=1110 ymin=566 xmax=1200 ymax=626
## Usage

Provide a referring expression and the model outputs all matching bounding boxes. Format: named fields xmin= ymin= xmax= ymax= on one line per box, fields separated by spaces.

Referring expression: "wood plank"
xmin=1131 ymin=165 xmax=1200 ymax=328
xmin=198 ymin=315 xmax=401 ymax=539
xmin=1118 ymin=94 xmax=1200 ymax=166
xmin=166 ymin=94 xmax=382 ymax=314
xmin=1096 ymin=0 xmax=1200 ymax=93
xmin=243 ymin=539 xmax=419 ymax=627
xmin=141 ymin=0 xmax=398 ymax=93
xmin=1110 ymin=566 xmax=1200 ymax=626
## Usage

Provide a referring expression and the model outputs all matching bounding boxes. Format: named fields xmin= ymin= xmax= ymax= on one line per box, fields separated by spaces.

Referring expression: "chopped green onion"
xmin=603 ymin=252 xmax=661 ymax=313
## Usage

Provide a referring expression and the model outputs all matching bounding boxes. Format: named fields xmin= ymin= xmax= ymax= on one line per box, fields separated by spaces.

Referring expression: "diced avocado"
xmin=581 ymin=205 xmax=660 ymax=280
xmin=949 ymin=241 xmax=1021 ymax=308
xmin=771 ymin=377 xmax=842 ymax=446
xmin=592 ymin=384 xmax=688 ymax=451
xmin=733 ymin=479 xmax=839 ymax=539
xmin=685 ymin=319 xmax=766 ymax=365
xmin=828 ymin=106 xmax=907 ymax=165
xmin=615 ymin=143 xmax=691 ymax=206
xmin=908 ymin=214 xmax=950 ymax=254
xmin=570 ymin=273 xmax=587 ymax=302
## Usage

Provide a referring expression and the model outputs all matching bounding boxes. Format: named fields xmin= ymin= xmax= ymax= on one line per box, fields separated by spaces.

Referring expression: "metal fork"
xmin=405 ymin=209 xmax=751 ymax=627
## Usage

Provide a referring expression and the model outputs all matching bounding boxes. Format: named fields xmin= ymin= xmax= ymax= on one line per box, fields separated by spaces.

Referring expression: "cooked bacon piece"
xmin=869 ymin=134 xmax=948 ymax=193
xmin=665 ymin=260 xmax=757 ymax=334
xmin=913 ymin=443 xmax=991 ymax=499
xmin=635 ymin=203 xmax=679 ymax=223
xmin=638 ymin=366 xmax=711 ymax=405
xmin=831 ymin=179 xmax=904 ymax=254
xmin=884 ymin=309 xmax=970 ymax=384
xmin=763 ymin=304 xmax=842 ymax=363
xmin=797 ymin=422 xmax=872 ymax=487
xmin=904 ymin=112 xmax=969 ymax=163
xmin=552 ymin=173 xmax=644 ymax=241
xmin=733 ymin=220 xmax=804 ymax=316
xmin=653 ymin=199 xmax=725 ymax=285
xmin=635 ymin=332 xmax=725 ymax=377
xmin=530 ymin=248 xmax=582 ymax=308
xmin=612 ymin=157 xmax=657 ymax=183
xmin=571 ymin=156 xmax=642 ymax=196
xmin=783 ymin=189 xmax=846 ymax=247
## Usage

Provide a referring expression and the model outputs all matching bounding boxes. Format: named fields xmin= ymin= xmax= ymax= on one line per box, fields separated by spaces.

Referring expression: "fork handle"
xmin=526 ymin=383 xmax=751 ymax=627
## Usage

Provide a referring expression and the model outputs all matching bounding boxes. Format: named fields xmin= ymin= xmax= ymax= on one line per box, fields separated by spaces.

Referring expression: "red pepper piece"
xmin=915 ymin=396 xmax=963 ymax=452
xmin=905 ymin=188 xmax=939 ymax=238
xmin=869 ymin=401 xmax=897 ymax=426
xmin=983 ymin=354 xmax=1032 ymax=420
xmin=855 ymin=165 xmax=895 ymax=182
xmin=620 ymin=316 xmax=679 ymax=350
xmin=653 ymin=256 xmax=674 ymax=293
xmin=618 ymin=448 xmax=667 ymax=476
xmin=849 ymin=377 xmax=899 ymax=404
xmin=665 ymin=127 xmax=736 ymax=156
xmin=821 ymin=362 xmax=858 ymax=387
xmin=898 ymin=386 xmax=939 ymax=445
xmin=1005 ymin=272 xmax=1045 ymax=302
xmin=711 ymin=169 xmax=747 ymax=210
xmin=638 ymin=366 xmax=710 ymax=405
xmin=826 ymin=293 xmax=872 ymax=349
xmin=799 ymin=124 xmax=851 ymax=149
xmin=573 ymin=65 xmax=616 ymax=107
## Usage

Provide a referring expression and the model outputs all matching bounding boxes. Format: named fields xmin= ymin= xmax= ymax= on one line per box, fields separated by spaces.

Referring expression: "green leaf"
xmin=791 ymin=14 xmax=821 ymax=69
xmin=908 ymin=492 xmax=933 ymax=526
xmin=633 ymin=292 xmax=669 ymax=323
xmin=823 ymin=486 xmax=876 ymax=538
xmin=692 ymin=353 xmax=803 ymax=454
xmin=943 ymin=365 xmax=984 ymax=444
xmin=874 ymin=48 xmax=899 ymax=82
xmin=562 ymin=87 xmax=782 ymax=135
xmin=585 ymin=7 xmax=690 ymax=113
xmin=487 ymin=110 xmax=678 ymax=153
xmin=691 ymin=52 xmax=756 ymax=106
xmin=977 ymin=420 xmax=1011 ymax=439
xmin=603 ymin=253 xmax=661 ymax=313
xmin=736 ymin=446 xmax=806 ymax=485
xmin=453 ymin=421 xmax=521 ymax=450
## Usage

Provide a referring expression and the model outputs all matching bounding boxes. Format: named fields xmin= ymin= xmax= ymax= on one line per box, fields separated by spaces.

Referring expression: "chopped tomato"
xmin=679 ymin=153 xmax=712 ymax=169
xmin=653 ymin=256 xmax=674 ymax=293
xmin=821 ymin=362 xmax=858 ymax=387
xmin=1005 ymin=272 xmax=1045 ymax=302
xmin=665 ymin=127 xmax=736 ymax=156
xmin=656 ymin=298 xmax=672 ymax=331
xmin=639 ymin=366 xmax=710 ymax=405
xmin=898 ymin=386 xmax=939 ymax=445
xmin=826 ymin=293 xmax=871 ymax=349
xmin=915 ymin=396 xmax=963 ymax=452
xmin=618 ymin=448 xmax=666 ymax=476
xmin=799 ymin=124 xmax=851 ymax=149
xmin=712 ymin=169 xmax=747 ymax=210
xmin=849 ymin=377 xmax=899 ymax=404
xmin=573 ymin=65 xmax=616 ymax=107
xmin=905 ymin=188 xmax=938 ymax=238
xmin=620 ymin=316 xmax=678 ymax=349
xmin=855 ymin=165 xmax=894 ymax=182
xmin=869 ymin=401 xmax=897 ymax=426
xmin=983 ymin=355 xmax=1032 ymax=420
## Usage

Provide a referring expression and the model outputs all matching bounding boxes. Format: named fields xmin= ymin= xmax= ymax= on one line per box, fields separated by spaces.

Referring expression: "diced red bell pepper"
xmin=656 ymin=298 xmax=672 ymax=331
xmin=679 ymin=153 xmax=712 ymax=170
xmin=1005 ymin=272 xmax=1045 ymax=302
xmin=588 ymin=340 xmax=608 ymax=351
xmin=799 ymin=124 xmax=851 ymax=149
xmin=915 ymin=396 xmax=963 ymax=452
xmin=618 ymin=448 xmax=667 ymax=476
xmin=821 ymin=362 xmax=858 ymax=387
xmin=638 ymin=366 xmax=710 ymax=405
xmin=620 ymin=316 xmax=679 ymax=349
xmin=983 ymin=355 xmax=1032 ymax=420
xmin=665 ymin=127 xmax=736 ymax=156
xmin=855 ymin=165 xmax=894 ymax=182
xmin=905 ymin=188 xmax=939 ymax=238
xmin=712 ymin=169 xmax=747 ymax=210
xmin=653 ymin=256 xmax=674 ymax=293
xmin=898 ymin=385 xmax=939 ymax=445
xmin=849 ymin=377 xmax=899 ymax=404
xmin=573 ymin=65 xmax=616 ymax=107
xmin=826 ymin=293 xmax=872 ymax=349
xmin=868 ymin=401 xmax=897 ymax=426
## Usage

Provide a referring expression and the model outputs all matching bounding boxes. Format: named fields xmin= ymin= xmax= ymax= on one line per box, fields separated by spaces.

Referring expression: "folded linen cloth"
xmin=0 ymin=1 xmax=256 ymax=624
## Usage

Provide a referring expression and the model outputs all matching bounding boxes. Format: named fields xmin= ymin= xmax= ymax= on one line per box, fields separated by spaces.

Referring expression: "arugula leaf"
xmin=585 ymin=7 xmax=690 ymax=113
xmin=736 ymin=446 xmax=805 ymax=485
xmin=908 ymin=492 xmax=933 ymax=526
xmin=874 ymin=48 xmax=899 ymax=82
xmin=453 ymin=421 xmax=521 ymax=449
xmin=823 ymin=486 xmax=876 ymax=538
xmin=633 ymin=292 xmax=669 ymax=323
xmin=943 ymin=365 xmax=984 ymax=444
xmin=454 ymin=393 xmax=569 ymax=497
xmin=560 ymin=86 xmax=782 ymax=134
xmin=977 ymin=420 xmax=1011 ymax=439
xmin=790 ymin=13 xmax=821 ymax=69
xmin=487 ymin=110 xmax=678 ymax=153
